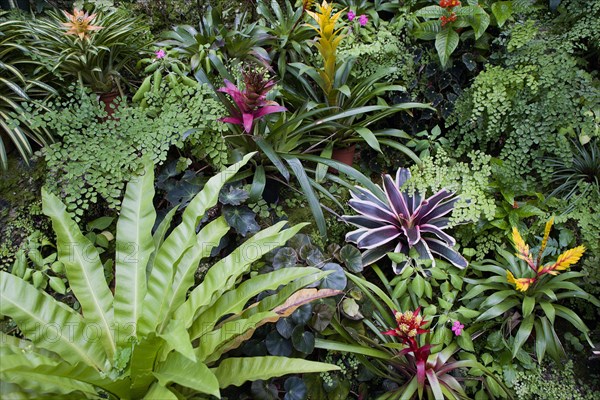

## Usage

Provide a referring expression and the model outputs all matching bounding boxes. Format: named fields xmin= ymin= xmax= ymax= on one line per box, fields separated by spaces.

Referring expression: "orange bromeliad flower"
xmin=62 ymin=8 xmax=103 ymax=40
xmin=382 ymin=308 xmax=429 ymax=345
xmin=506 ymin=217 xmax=586 ymax=292
xmin=440 ymin=13 xmax=457 ymax=26
xmin=440 ymin=0 xmax=461 ymax=7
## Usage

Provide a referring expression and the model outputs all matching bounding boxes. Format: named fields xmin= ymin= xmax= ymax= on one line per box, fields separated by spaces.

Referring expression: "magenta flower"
xmin=218 ymin=70 xmax=286 ymax=134
xmin=347 ymin=10 xmax=356 ymax=21
xmin=451 ymin=320 xmax=464 ymax=336
xmin=358 ymin=14 xmax=368 ymax=26
xmin=154 ymin=49 xmax=166 ymax=59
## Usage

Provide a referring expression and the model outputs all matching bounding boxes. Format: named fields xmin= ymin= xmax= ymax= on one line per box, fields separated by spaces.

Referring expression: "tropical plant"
xmin=256 ymin=0 xmax=315 ymax=79
xmin=282 ymin=1 xmax=431 ymax=152
xmin=315 ymin=271 xmax=512 ymax=400
xmin=0 ymin=13 xmax=56 ymax=169
xmin=463 ymin=217 xmax=600 ymax=362
xmin=411 ymin=0 xmax=512 ymax=67
xmin=0 ymin=153 xmax=340 ymax=398
xmin=24 ymin=6 xmax=151 ymax=93
xmin=547 ymin=138 xmax=600 ymax=210
xmin=218 ymin=67 xmax=287 ymax=134
xmin=157 ymin=6 xmax=270 ymax=77
xmin=343 ymin=167 xmax=468 ymax=273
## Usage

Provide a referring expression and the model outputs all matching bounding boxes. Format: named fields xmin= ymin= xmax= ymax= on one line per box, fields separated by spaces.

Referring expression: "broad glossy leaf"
xmin=42 ymin=189 xmax=116 ymax=360
xmin=320 ymin=263 xmax=347 ymax=290
xmin=140 ymin=153 xmax=255 ymax=335
xmin=0 ymin=272 xmax=107 ymax=370
xmin=212 ymin=356 xmax=340 ymax=388
xmin=114 ymin=161 xmax=156 ymax=345
xmin=223 ymin=205 xmax=260 ymax=237
xmin=153 ymin=352 xmax=220 ymax=398
xmin=512 ymin=314 xmax=534 ymax=358
xmin=435 ymin=28 xmax=459 ymax=67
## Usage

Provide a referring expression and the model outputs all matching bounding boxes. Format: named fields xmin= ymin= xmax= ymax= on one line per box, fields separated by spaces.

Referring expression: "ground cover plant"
xmin=1 ymin=0 xmax=599 ymax=399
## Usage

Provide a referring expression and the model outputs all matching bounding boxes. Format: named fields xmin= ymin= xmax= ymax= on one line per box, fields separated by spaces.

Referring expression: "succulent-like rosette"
xmin=343 ymin=167 xmax=467 ymax=273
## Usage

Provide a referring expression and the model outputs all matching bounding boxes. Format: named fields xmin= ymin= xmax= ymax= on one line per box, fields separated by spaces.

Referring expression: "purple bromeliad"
xmin=343 ymin=167 xmax=467 ymax=273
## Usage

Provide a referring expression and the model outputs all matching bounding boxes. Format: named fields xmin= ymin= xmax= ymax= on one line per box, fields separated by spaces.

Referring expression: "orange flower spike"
xmin=506 ymin=270 xmax=535 ymax=292
xmin=536 ymin=216 xmax=554 ymax=265
xmin=538 ymin=245 xmax=586 ymax=275
xmin=63 ymin=8 xmax=103 ymax=40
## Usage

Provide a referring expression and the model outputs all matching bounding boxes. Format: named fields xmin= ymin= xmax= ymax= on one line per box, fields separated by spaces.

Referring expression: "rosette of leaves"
xmin=157 ymin=6 xmax=270 ymax=76
xmin=24 ymin=6 xmax=152 ymax=93
xmin=256 ymin=0 xmax=315 ymax=79
xmin=343 ymin=167 xmax=468 ymax=273
xmin=0 ymin=13 xmax=57 ymax=169
xmin=462 ymin=218 xmax=600 ymax=363
xmin=313 ymin=270 xmax=512 ymax=399
xmin=0 ymin=153 xmax=341 ymax=398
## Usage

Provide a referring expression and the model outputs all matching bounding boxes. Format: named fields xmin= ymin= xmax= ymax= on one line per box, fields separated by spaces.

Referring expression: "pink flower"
xmin=347 ymin=10 xmax=356 ymax=21
xmin=451 ymin=320 xmax=464 ymax=336
xmin=358 ymin=14 xmax=368 ymax=26
xmin=218 ymin=70 xmax=286 ymax=134
xmin=155 ymin=49 xmax=166 ymax=59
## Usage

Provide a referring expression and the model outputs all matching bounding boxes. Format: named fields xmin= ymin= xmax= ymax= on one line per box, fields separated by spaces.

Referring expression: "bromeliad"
xmin=62 ymin=8 xmax=103 ymax=40
xmin=305 ymin=0 xmax=346 ymax=104
xmin=343 ymin=167 xmax=467 ymax=273
xmin=218 ymin=68 xmax=286 ymax=134
xmin=506 ymin=217 xmax=586 ymax=292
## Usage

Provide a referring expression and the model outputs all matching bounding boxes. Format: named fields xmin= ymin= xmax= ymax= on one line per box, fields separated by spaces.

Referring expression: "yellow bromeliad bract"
xmin=305 ymin=1 xmax=345 ymax=104
xmin=506 ymin=217 xmax=586 ymax=291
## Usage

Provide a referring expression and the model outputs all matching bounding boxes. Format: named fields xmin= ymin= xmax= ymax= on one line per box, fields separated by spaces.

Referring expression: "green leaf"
xmin=435 ymin=28 xmax=459 ymax=67
xmin=320 ymin=263 xmax=347 ymax=290
xmin=512 ymin=314 xmax=534 ymax=358
xmin=291 ymin=325 xmax=315 ymax=353
xmin=48 ymin=276 xmax=66 ymax=294
xmin=491 ymin=1 xmax=513 ymax=27
xmin=415 ymin=5 xmax=445 ymax=18
xmin=539 ymin=301 xmax=555 ymax=324
xmin=42 ymin=188 xmax=116 ymax=360
xmin=143 ymin=382 xmax=178 ymax=400
xmin=114 ymin=161 xmax=156 ymax=345
xmin=154 ymin=352 xmax=220 ymax=398
xmin=476 ymin=299 xmax=520 ymax=321
xmin=354 ymin=127 xmax=381 ymax=152
xmin=212 ymin=356 xmax=340 ymax=388
xmin=522 ymin=296 xmax=535 ymax=318
xmin=86 ymin=216 xmax=114 ymax=231
xmin=480 ymin=289 xmax=515 ymax=309
xmin=140 ymin=153 xmax=255 ymax=335
xmin=285 ymin=156 xmax=326 ymax=236
xmin=457 ymin=332 xmax=475 ymax=352
xmin=314 ymin=339 xmax=392 ymax=360
xmin=0 ymin=272 xmax=107 ymax=370
xmin=412 ymin=274 xmax=425 ymax=298
xmin=223 ymin=205 xmax=260 ymax=237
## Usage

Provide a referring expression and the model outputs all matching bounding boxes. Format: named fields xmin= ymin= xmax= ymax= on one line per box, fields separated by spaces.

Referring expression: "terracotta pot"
xmin=329 ymin=144 xmax=356 ymax=173
xmin=99 ymin=91 xmax=120 ymax=120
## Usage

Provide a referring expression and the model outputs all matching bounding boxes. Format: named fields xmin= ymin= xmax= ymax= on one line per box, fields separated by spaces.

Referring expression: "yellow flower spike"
xmin=538 ymin=245 xmax=586 ymax=275
xmin=506 ymin=270 xmax=535 ymax=292
xmin=512 ymin=226 xmax=536 ymax=270
xmin=537 ymin=217 xmax=554 ymax=266
xmin=304 ymin=0 xmax=346 ymax=103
